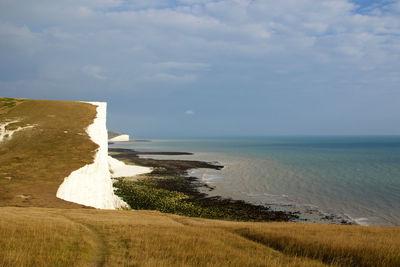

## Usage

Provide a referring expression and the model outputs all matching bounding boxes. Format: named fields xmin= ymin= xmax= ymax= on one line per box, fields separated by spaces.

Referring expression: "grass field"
xmin=0 ymin=207 xmax=399 ymax=267
xmin=0 ymin=97 xmax=399 ymax=266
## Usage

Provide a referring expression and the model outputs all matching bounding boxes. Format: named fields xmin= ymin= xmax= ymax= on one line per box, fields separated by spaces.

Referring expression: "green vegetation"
xmin=111 ymin=149 xmax=298 ymax=222
xmin=1 ymin=102 xmax=15 ymax=108
xmin=114 ymin=178 xmax=202 ymax=216
xmin=114 ymin=176 xmax=298 ymax=221
xmin=0 ymin=97 xmax=24 ymax=110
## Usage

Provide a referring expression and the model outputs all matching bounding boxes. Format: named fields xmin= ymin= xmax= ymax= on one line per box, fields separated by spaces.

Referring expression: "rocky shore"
xmin=110 ymin=148 xmax=299 ymax=222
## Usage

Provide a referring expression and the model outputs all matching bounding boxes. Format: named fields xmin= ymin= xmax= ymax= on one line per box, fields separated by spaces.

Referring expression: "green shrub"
xmin=113 ymin=177 xmax=296 ymax=221
xmin=114 ymin=179 xmax=203 ymax=217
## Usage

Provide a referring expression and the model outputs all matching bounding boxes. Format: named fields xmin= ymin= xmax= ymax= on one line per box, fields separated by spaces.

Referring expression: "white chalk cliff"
xmin=108 ymin=156 xmax=150 ymax=178
xmin=108 ymin=130 xmax=130 ymax=142
xmin=109 ymin=134 xmax=129 ymax=142
xmin=56 ymin=102 xmax=150 ymax=209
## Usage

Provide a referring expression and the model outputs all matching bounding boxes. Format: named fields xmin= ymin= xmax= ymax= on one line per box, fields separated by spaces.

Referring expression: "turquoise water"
xmin=110 ymin=136 xmax=400 ymax=226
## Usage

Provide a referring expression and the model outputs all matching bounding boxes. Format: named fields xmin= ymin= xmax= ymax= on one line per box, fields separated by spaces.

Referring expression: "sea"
xmin=109 ymin=136 xmax=400 ymax=226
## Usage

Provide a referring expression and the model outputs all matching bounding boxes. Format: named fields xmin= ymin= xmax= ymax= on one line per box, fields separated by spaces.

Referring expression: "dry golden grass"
xmin=0 ymin=98 xmax=97 ymax=208
xmin=0 ymin=208 xmax=94 ymax=267
xmin=1 ymin=207 xmax=399 ymax=267
xmin=0 ymin=208 xmax=322 ymax=267
xmin=233 ymin=223 xmax=400 ymax=266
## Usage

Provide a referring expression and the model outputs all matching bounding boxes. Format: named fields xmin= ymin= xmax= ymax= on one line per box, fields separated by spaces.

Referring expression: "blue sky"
xmin=0 ymin=0 xmax=399 ymax=138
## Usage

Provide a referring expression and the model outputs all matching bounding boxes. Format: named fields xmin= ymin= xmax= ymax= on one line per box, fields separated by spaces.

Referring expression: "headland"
xmin=0 ymin=97 xmax=399 ymax=267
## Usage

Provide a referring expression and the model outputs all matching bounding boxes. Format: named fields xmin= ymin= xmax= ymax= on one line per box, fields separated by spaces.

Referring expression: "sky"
xmin=0 ymin=0 xmax=399 ymax=138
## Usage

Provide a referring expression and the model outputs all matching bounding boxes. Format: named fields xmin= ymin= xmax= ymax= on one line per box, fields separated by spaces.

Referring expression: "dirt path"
xmin=56 ymin=212 xmax=107 ymax=267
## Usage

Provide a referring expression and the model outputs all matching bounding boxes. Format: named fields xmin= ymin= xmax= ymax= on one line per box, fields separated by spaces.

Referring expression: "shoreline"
xmin=127 ymin=145 xmax=360 ymax=225
xmin=109 ymin=147 xmax=353 ymax=224
xmin=187 ymin=166 xmax=356 ymax=225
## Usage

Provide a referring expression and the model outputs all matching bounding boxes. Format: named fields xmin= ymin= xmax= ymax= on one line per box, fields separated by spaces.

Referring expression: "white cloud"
xmin=82 ymin=65 xmax=107 ymax=80
xmin=1 ymin=0 xmax=400 ymax=137
xmin=0 ymin=0 xmax=399 ymax=95
xmin=148 ymin=61 xmax=211 ymax=71
xmin=76 ymin=6 xmax=94 ymax=17
xmin=185 ymin=110 xmax=195 ymax=115
xmin=152 ymin=73 xmax=197 ymax=83
xmin=0 ymin=23 xmax=41 ymax=55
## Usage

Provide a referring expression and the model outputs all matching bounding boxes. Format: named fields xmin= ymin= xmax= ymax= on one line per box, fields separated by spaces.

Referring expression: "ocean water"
xmin=110 ymin=136 xmax=400 ymax=226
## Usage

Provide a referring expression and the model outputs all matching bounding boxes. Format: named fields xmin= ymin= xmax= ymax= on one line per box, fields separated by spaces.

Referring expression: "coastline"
xmin=109 ymin=147 xmax=354 ymax=224
xmin=187 ymin=166 xmax=356 ymax=225
xmin=2 ymin=98 xmax=400 ymax=266
xmin=56 ymin=102 xmax=151 ymax=209
xmin=116 ymin=137 xmax=400 ymax=226
xmin=110 ymin=148 xmax=300 ymax=221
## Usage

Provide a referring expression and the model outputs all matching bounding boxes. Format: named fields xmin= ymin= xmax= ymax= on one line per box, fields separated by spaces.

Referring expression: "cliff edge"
xmin=56 ymin=102 xmax=126 ymax=209
xmin=0 ymin=98 xmax=150 ymax=209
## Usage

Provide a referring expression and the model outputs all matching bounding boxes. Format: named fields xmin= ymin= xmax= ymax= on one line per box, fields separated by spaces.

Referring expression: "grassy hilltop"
xmin=0 ymin=97 xmax=97 ymax=208
xmin=0 ymin=97 xmax=399 ymax=267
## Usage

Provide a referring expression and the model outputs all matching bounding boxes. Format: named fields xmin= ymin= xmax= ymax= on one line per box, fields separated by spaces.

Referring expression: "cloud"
xmin=2 ymin=1 xmax=399 ymax=80
xmin=82 ymin=65 xmax=107 ymax=80
xmin=0 ymin=23 xmax=41 ymax=55
xmin=148 ymin=61 xmax=211 ymax=71
xmin=0 ymin=0 xmax=400 ymax=135
xmin=185 ymin=110 xmax=195 ymax=115
xmin=152 ymin=73 xmax=197 ymax=83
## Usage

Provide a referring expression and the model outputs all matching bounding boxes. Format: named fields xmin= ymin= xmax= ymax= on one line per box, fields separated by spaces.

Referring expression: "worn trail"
xmin=56 ymin=212 xmax=108 ymax=267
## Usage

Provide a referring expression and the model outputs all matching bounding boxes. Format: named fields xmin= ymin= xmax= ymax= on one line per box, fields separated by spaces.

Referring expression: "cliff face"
xmin=0 ymin=98 xmax=100 ymax=208
xmin=56 ymin=102 xmax=126 ymax=209
xmin=109 ymin=134 xmax=129 ymax=142
xmin=0 ymin=98 xmax=149 ymax=209
xmin=108 ymin=130 xmax=130 ymax=142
